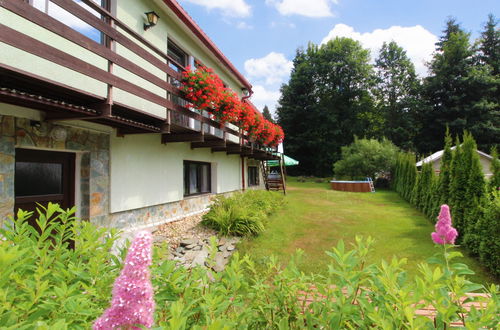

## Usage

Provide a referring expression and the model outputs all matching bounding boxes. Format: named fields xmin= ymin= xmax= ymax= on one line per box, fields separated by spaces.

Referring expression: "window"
xmin=16 ymin=162 xmax=63 ymax=196
xmin=248 ymin=166 xmax=259 ymax=186
xmin=184 ymin=161 xmax=211 ymax=196
xmin=30 ymin=0 xmax=109 ymax=44
xmin=168 ymin=39 xmax=188 ymax=69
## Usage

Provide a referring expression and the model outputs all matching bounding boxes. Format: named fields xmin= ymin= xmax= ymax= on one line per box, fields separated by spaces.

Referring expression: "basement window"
xmin=184 ymin=161 xmax=211 ymax=196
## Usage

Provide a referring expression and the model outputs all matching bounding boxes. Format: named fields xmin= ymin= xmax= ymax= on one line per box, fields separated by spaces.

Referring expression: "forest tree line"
xmin=276 ymin=16 xmax=499 ymax=177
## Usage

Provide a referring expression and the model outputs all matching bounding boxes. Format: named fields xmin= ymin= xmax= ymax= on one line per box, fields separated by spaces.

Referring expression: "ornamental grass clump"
xmin=202 ymin=190 xmax=285 ymax=236
xmin=94 ymin=231 xmax=155 ymax=330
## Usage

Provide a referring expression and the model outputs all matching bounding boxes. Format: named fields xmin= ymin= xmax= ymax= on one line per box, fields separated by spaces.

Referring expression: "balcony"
xmin=0 ymin=0 xmax=278 ymax=160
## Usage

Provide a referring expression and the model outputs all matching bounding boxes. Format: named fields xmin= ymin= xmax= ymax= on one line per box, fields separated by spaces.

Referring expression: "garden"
xmin=1 ymin=130 xmax=499 ymax=329
xmin=1 ymin=179 xmax=498 ymax=328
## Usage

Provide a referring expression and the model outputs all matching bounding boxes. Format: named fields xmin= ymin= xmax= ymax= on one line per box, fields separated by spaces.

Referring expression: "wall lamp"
xmin=144 ymin=11 xmax=159 ymax=31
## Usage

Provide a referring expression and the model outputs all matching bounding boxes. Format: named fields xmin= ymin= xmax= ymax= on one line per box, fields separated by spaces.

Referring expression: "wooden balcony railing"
xmin=0 ymin=0 xmax=278 ymax=159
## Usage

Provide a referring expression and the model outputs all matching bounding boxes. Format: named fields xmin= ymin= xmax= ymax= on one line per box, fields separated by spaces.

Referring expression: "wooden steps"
xmin=260 ymin=154 xmax=286 ymax=195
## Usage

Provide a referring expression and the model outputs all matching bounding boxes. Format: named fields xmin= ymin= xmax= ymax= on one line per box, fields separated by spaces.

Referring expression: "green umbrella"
xmin=267 ymin=154 xmax=299 ymax=167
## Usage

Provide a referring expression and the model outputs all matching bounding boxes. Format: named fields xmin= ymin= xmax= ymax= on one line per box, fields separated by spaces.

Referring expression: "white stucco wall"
xmin=110 ymin=132 xmax=243 ymax=213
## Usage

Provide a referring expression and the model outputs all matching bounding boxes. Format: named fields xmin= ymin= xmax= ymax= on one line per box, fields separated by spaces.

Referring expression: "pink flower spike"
xmin=431 ymin=204 xmax=458 ymax=245
xmin=93 ymin=231 xmax=155 ymax=330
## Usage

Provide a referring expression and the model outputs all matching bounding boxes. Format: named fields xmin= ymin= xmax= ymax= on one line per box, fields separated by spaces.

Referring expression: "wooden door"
xmin=14 ymin=148 xmax=75 ymax=225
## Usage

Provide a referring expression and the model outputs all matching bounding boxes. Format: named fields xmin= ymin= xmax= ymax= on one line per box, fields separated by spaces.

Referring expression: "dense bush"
xmin=202 ymin=190 xmax=285 ymax=236
xmin=334 ymin=138 xmax=399 ymax=180
xmin=0 ymin=204 xmax=123 ymax=328
xmin=392 ymin=132 xmax=500 ymax=278
xmin=1 ymin=211 xmax=498 ymax=328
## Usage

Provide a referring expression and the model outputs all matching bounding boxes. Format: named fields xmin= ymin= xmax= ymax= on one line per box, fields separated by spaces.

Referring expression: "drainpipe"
xmin=241 ymin=88 xmax=253 ymax=102
xmin=241 ymin=155 xmax=246 ymax=191
xmin=240 ymin=88 xmax=252 ymax=191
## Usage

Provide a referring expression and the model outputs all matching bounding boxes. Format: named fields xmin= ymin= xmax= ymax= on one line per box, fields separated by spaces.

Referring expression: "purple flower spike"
xmin=94 ymin=231 xmax=155 ymax=330
xmin=431 ymin=205 xmax=458 ymax=245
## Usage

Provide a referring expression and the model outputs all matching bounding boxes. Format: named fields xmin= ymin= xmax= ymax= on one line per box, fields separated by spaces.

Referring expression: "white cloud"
xmin=266 ymin=0 xmax=338 ymax=18
xmin=182 ymin=0 xmax=251 ymax=18
xmin=244 ymin=52 xmax=293 ymax=85
xmin=236 ymin=21 xmax=254 ymax=30
xmin=270 ymin=21 xmax=296 ymax=29
xmin=250 ymin=85 xmax=281 ymax=113
xmin=321 ymin=24 xmax=438 ymax=76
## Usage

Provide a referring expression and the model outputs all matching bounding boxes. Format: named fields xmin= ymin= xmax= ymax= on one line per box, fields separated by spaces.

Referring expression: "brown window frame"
xmin=248 ymin=166 xmax=259 ymax=186
xmin=168 ymin=39 xmax=189 ymax=68
xmin=183 ymin=160 xmax=212 ymax=197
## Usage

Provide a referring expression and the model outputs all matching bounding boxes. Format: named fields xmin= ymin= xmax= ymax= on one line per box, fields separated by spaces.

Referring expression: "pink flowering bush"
xmin=94 ymin=231 xmax=155 ymax=330
xmin=431 ymin=204 xmax=458 ymax=245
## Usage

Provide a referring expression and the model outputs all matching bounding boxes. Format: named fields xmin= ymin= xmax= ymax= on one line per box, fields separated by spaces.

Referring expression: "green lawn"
xmin=238 ymin=178 xmax=497 ymax=286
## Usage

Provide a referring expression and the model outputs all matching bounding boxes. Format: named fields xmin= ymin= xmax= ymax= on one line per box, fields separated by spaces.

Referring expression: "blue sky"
xmin=179 ymin=0 xmax=499 ymax=114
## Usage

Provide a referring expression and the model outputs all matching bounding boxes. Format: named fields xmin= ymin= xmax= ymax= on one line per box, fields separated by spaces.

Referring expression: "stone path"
xmin=152 ymin=212 xmax=240 ymax=272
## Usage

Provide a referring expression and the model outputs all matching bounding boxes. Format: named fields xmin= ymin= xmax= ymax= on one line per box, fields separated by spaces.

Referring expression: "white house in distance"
xmin=416 ymin=147 xmax=494 ymax=178
xmin=0 ymin=0 xmax=278 ymax=232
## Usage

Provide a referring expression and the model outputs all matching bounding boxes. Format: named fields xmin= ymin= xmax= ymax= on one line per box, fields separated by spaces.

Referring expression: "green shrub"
xmin=153 ymin=236 xmax=499 ymax=328
xmin=469 ymin=191 xmax=500 ymax=278
xmin=1 ymin=209 xmax=498 ymax=328
xmin=0 ymin=203 xmax=123 ymax=328
xmin=202 ymin=190 xmax=284 ymax=236
xmin=333 ymin=137 xmax=399 ymax=180
xmin=392 ymin=132 xmax=498 ymax=277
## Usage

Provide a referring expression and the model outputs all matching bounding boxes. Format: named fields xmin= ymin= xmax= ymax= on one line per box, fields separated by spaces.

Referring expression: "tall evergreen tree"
xmin=462 ymin=133 xmax=487 ymax=246
xmin=479 ymin=14 xmax=500 ymax=75
xmin=424 ymin=173 xmax=439 ymax=219
xmin=489 ymin=147 xmax=500 ymax=191
xmin=436 ymin=17 xmax=462 ymax=50
xmin=262 ymin=105 xmax=274 ymax=123
xmin=403 ymin=153 xmax=417 ymax=201
xmin=374 ymin=41 xmax=421 ymax=150
xmin=449 ymin=137 xmax=468 ymax=239
xmin=417 ymin=18 xmax=499 ymax=154
xmin=277 ymin=48 xmax=318 ymax=175
xmin=437 ymin=128 xmax=454 ymax=206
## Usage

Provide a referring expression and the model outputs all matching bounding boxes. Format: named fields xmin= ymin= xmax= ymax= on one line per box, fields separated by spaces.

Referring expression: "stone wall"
xmin=109 ymin=193 xmax=218 ymax=230
xmin=0 ymin=116 xmax=15 ymax=225
xmin=0 ymin=114 xmax=246 ymax=230
xmin=0 ymin=115 xmax=110 ymax=226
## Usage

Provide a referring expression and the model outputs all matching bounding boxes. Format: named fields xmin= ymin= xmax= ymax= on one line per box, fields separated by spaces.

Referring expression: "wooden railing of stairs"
xmin=260 ymin=154 xmax=286 ymax=195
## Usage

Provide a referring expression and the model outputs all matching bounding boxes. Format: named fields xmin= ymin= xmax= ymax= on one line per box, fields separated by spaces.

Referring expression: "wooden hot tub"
xmin=330 ymin=180 xmax=372 ymax=192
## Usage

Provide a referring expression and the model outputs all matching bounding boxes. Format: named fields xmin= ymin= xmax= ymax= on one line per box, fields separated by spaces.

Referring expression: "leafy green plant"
xmin=0 ymin=203 xmax=123 ymax=329
xmin=333 ymin=137 xmax=400 ymax=180
xmin=202 ymin=190 xmax=284 ymax=236
xmin=2 ymin=204 xmax=498 ymax=328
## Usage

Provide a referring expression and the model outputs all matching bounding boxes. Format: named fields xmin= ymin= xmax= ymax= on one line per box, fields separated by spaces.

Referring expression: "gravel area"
xmin=152 ymin=211 xmax=218 ymax=249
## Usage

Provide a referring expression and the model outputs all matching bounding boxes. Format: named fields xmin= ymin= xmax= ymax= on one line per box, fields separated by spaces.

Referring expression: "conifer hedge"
xmin=391 ymin=132 xmax=500 ymax=278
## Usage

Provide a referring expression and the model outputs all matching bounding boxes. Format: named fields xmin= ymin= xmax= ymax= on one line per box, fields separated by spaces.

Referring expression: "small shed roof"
xmin=416 ymin=147 xmax=493 ymax=167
